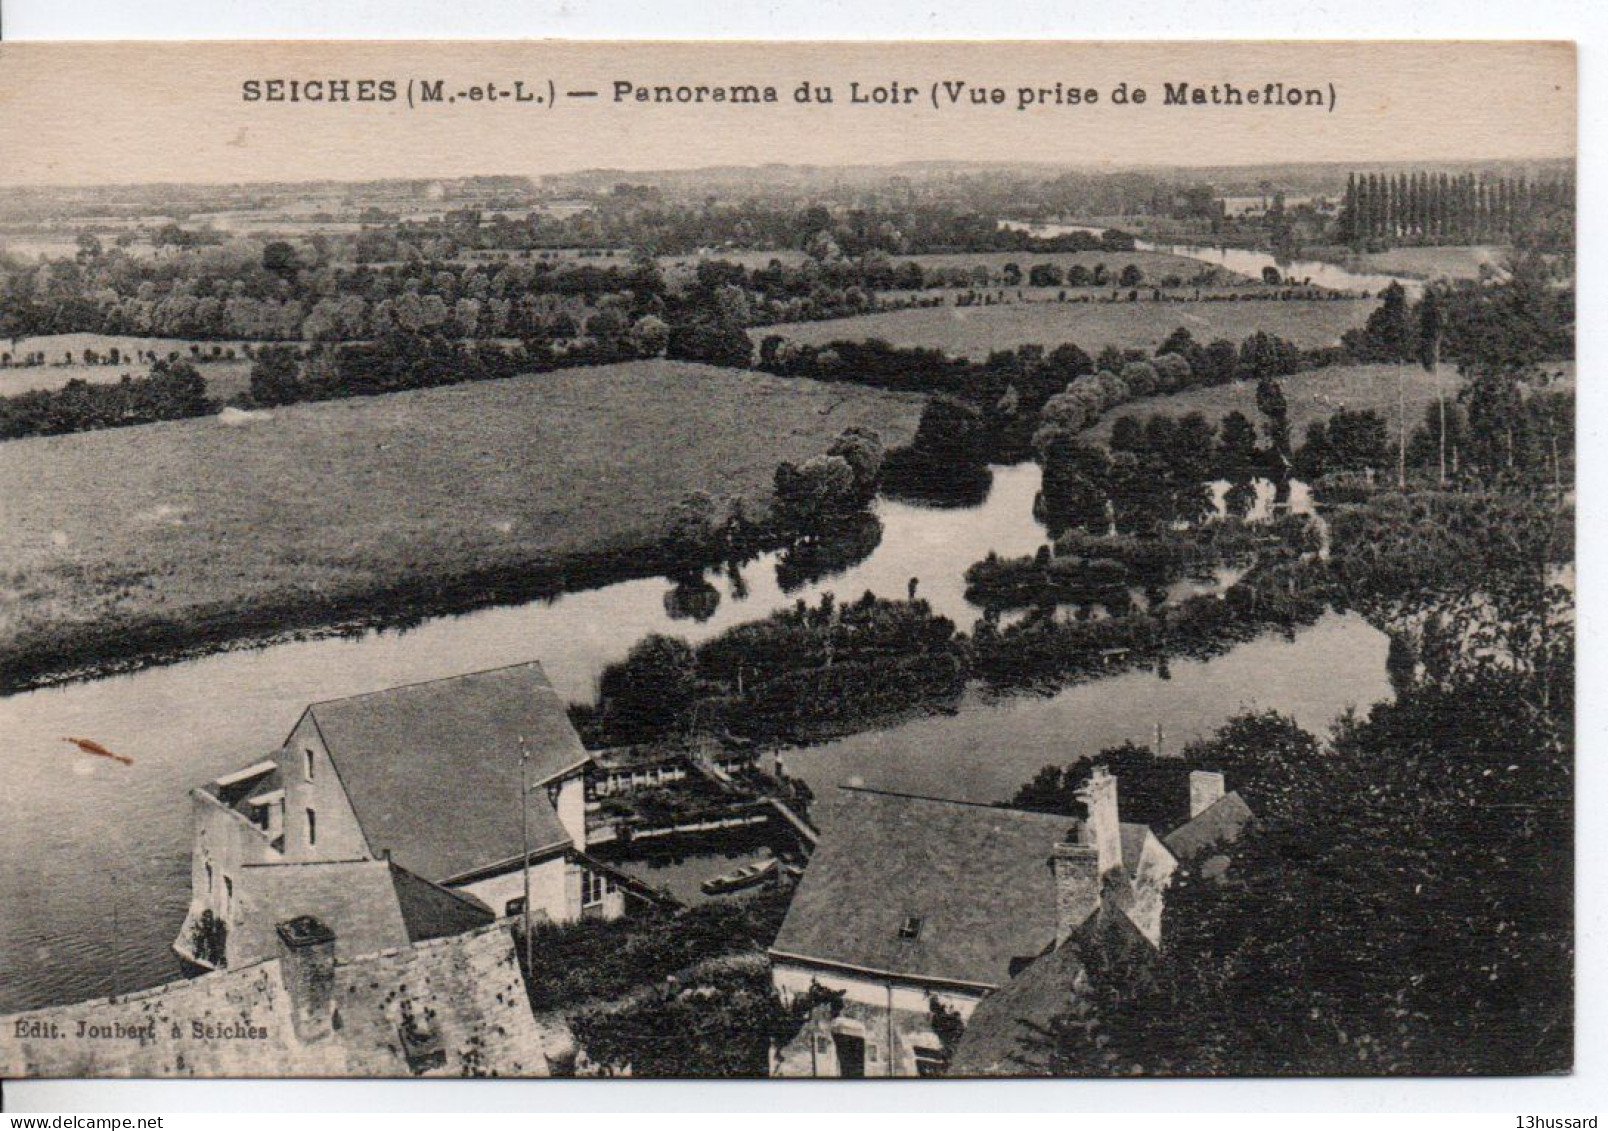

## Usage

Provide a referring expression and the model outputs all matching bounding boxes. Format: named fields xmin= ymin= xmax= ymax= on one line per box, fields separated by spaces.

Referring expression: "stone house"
xmin=176 ymin=661 xmax=661 ymax=972
xmin=770 ymin=768 xmax=1252 ymax=1077
xmin=767 ymin=768 xmax=1178 ymax=1078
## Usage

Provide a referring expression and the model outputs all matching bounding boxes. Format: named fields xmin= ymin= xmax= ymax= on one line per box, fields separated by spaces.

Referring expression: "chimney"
xmin=276 ymin=915 xmax=337 ymax=1043
xmin=1189 ymin=770 xmax=1226 ymax=819
xmin=1050 ymin=835 xmax=1100 ymax=947
xmin=1076 ymin=767 xmax=1122 ymax=878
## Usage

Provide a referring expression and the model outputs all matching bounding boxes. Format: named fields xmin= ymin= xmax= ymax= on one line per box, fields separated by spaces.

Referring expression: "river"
xmin=1002 ymin=220 xmax=1424 ymax=298
xmin=0 ymin=462 xmax=1389 ymax=1014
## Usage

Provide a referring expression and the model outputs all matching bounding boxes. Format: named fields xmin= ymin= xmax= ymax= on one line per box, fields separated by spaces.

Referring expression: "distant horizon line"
xmin=0 ymin=154 xmax=1578 ymax=195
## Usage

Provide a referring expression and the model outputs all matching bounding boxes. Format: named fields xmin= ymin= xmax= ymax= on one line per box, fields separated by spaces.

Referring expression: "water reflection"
xmin=774 ymin=512 xmax=885 ymax=593
xmin=786 ymin=610 xmax=1392 ymax=806
xmin=663 ymin=575 xmax=723 ymax=623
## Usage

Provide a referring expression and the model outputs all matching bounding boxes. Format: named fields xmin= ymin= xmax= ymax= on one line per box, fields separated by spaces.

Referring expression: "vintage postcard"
xmin=0 ymin=40 xmax=1575 ymax=1079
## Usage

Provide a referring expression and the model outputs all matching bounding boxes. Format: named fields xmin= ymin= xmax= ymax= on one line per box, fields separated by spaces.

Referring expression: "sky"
xmin=0 ymin=41 xmax=1576 ymax=188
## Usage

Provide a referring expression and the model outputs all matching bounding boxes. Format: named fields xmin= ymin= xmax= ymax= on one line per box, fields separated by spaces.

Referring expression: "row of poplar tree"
xmin=1336 ymin=169 xmax=1574 ymax=246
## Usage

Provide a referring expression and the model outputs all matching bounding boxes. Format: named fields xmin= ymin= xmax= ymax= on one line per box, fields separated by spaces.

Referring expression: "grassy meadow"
xmin=1082 ymin=360 xmax=1574 ymax=447
xmin=755 ymin=297 xmax=1377 ymax=359
xmin=0 ymin=361 xmax=924 ymax=687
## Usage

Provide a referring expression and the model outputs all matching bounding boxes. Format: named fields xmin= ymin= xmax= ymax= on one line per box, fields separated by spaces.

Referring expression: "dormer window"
xmin=898 ymin=915 xmax=923 ymax=940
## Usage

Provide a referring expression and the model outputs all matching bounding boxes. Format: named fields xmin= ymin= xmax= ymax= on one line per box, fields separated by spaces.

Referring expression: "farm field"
xmin=0 ymin=361 xmax=924 ymax=686
xmin=0 ymin=334 xmax=260 ymax=400
xmin=0 ymin=234 xmax=83 ymax=261
xmin=754 ymin=297 xmax=1377 ymax=359
xmin=1082 ymin=360 xmax=1576 ymax=447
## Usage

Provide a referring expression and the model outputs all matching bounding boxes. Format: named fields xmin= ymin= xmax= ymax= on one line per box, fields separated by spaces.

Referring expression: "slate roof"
xmin=947 ymin=939 xmax=1085 ymax=1075
xmin=232 ymin=859 xmax=412 ymax=966
xmin=769 ymin=789 xmax=1075 ymax=989
xmin=301 ymin=662 xmax=585 ymax=882
xmin=949 ymin=912 xmax=1151 ymax=1077
xmin=388 ymin=860 xmax=497 ymax=938
xmin=1162 ymin=791 xmax=1254 ymax=863
xmin=230 ymin=858 xmax=494 ymax=966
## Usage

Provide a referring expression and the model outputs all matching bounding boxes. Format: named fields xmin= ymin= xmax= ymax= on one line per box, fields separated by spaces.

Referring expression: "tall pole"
xmin=519 ymin=735 xmax=532 ymax=975
xmin=1397 ymin=366 xmax=1407 ymax=490
xmin=1434 ymin=337 xmax=1446 ymax=487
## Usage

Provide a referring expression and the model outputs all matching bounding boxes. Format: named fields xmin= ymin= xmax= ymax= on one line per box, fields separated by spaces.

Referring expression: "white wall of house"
xmin=279 ymin=714 xmax=369 ymax=863
xmin=550 ymin=774 xmax=587 ymax=849
xmin=771 ymin=960 xmax=979 ymax=1078
xmin=455 ymin=853 xmax=628 ymax=924
xmin=1126 ymin=830 xmax=1179 ymax=948
xmin=771 ymin=959 xmax=985 ymax=1020
xmin=456 ymin=854 xmax=572 ymax=921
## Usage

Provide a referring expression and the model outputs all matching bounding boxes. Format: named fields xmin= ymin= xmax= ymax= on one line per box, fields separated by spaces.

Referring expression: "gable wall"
xmin=280 ymin=713 xmax=371 ymax=863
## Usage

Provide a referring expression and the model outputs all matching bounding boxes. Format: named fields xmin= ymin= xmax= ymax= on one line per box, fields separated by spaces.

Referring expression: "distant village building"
xmin=1220 ymin=192 xmax=1336 ymax=219
xmin=176 ymin=662 xmax=660 ymax=973
xmin=769 ymin=769 xmax=1251 ymax=1077
xmin=2 ymin=916 xmax=569 ymax=1078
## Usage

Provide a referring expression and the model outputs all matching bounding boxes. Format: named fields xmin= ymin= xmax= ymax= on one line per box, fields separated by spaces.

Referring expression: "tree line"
xmin=1336 ymin=169 xmax=1574 ymax=250
xmin=0 ymin=359 xmax=212 ymax=441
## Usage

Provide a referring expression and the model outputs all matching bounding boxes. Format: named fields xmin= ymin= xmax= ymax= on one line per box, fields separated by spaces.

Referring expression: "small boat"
xmin=701 ymin=857 xmax=779 ymax=895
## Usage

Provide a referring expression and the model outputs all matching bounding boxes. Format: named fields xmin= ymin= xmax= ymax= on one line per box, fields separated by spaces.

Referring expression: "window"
xmin=223 ymin=875 xmax=233 ymax=912
xmin=505 ymin=897 xmax=527 ymax=918
xmin=304 ymin=748 xmax=315 ymax=781
xmin=204 ymin=862 xmax=214 ymax=893
xmin=914 ymin=1047 xmax=948 ymax=1078
xmin=898 ymin=915 xmax=923 ymax=940
xmin=306 ymin=807 xmax=317 ymax=847
xmin=581 ymin=869 xmax=605 ymax=907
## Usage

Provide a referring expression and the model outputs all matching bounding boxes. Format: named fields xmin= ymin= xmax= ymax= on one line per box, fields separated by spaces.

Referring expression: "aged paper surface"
xmin=0 ymin=41 xmax=1575 ymax=1078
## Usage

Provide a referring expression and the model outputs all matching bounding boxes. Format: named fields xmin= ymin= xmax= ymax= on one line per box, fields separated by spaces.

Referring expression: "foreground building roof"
xmin=300 ymin=661 xmax=584 ymax=881
xmin=952 ymin=785 xmax=1258 ymax=1076
xmin=949 ymin=913 xmax=1150 ymax=1077
xmin=770 ymin=788 xmax=1076 ymax=989
xmin=225 ymin=857 xmax=494 ymax=967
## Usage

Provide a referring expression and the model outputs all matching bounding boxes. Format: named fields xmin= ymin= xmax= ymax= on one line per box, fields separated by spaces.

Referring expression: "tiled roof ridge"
xmin=305 ymin=659 xmax=552 ymax=711
xmin=239 ymin=856 xmax=375 ymax=870
xmin=836 ymin=784 xmax=1078 ymax=822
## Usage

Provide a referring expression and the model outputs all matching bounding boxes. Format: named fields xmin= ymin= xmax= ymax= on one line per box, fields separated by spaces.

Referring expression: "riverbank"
xmin=0 ymin=531 xmax=775 ymax=694
xmin=0 ymin=361 xmax=924 ymax=694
